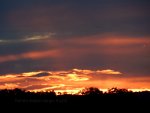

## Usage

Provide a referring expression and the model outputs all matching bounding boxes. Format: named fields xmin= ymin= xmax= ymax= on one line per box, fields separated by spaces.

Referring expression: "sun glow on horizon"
xmin=0 ymin=69 xmax=150 ymax=94
xmin=26 ymin=88 xmax=150 ymax=95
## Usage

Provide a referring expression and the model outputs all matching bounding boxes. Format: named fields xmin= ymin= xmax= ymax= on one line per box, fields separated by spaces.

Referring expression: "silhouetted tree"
xmin=0 ymin=87 xmax=150 ymax=112
xmin=108 ymin=87 xmax=129 ymax=94
xmin=80 ymin=87 xmax=103 ymax=96
xmin=48 ymin=90 xmax=56 ymax=97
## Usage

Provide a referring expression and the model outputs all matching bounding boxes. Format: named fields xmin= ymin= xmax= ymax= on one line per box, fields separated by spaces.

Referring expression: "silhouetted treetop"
xmin=80 ymin=87 xmax=103 ymax=96
xmin=108 ymin=87 xmax=130 ymax=94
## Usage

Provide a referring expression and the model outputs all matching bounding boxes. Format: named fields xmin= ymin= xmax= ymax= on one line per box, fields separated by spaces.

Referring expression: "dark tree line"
xmin=0 ymin=87 xmax=150 ymax=112
xmin=0 ymin=87 xmax=150 ymax=97
xmin=0 ymin=87 xmax=137 ymax=97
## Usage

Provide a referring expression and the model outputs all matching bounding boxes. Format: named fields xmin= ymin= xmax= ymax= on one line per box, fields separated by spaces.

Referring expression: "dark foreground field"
xmin=0 ymin=87 xmax=150 ymax=112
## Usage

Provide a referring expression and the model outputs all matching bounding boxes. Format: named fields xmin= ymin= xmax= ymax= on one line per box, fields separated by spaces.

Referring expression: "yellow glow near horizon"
xmin=0 ymin=69 xmax=150 ymax=94
xmin=97 ymin=69 xmax=122 ymax=74
xmin=28 ymin=88 xmax=150 ymax=95
xmin=67 ymin=73 xmax=89 ymax=81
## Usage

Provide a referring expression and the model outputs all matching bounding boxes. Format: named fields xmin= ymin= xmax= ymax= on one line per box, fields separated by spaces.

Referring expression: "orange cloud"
xmin=64 ymin=34 xmax=150 ymax=46
xmin=97 ymin=69 xmax=122 ymax=75
xmin=67 ymin=73 xmax=89 ymax=81
xmin=0 ymin=83 xmax=19 ymax=89
xmin=51 ymin=34 xmax=150 ymax=57
xmin=22 ymin=71 xmax=46 ymax=77
xmin=97 ymin=36 xmax=150 ymax=46
xmin=0 ymin=49 xmax=60 ymax=63
xmin=0 ymin=69 xmax=150 ymax=93
xmin=72 ymin=69 xmax=93 ymax=74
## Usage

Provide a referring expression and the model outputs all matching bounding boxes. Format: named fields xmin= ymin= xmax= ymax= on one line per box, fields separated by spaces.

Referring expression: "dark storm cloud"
xmin=0 ymin=0 xmax=150 ymax=39
xmin=0 ymin=0 xmax=150 ymax=76
xmin=0 ymin=34 xmax=149 ymax=76
xmin=0 ymin=57 xmax=58 ymax=74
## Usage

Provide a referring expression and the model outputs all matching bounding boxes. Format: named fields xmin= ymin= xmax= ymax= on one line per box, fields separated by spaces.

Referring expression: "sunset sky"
xmin=0 ymin=0 xmax=150 ymax=93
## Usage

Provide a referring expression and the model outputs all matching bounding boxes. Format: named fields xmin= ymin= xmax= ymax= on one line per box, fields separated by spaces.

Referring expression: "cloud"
xmin=0 ymin=69 xmax=150 ymax=93
xmin=32 ymin=72 xmax=50 ymax=77
xmin=0 ymin=49 xmax=60 ymax=63
xmin=4 ymin=0 xmax=150 ymax=36
xmin=23 ymin=32 xmax=55 ymax=42
xmin=0 ymin=34 xmax=149 ymax=75
xmin=21 ymin=71 xmax=50 ymax=77
xmin=0 ymin=69 xmax=91 ymax=91
xmin=0 ymin=32 xmax=55 ymax=44
xmin=0 ymin=40 xmax=8 ymax=43
xmin=72 ymin=69 xmax=93 ymax=74
xmin=72 ymin=68 xmax=122 ymax=75
xmin=63 ymin=34 xmax=150 ymax=47
xmin=67 ymin=73 xmax=89 ymax=81
xmin=0 ymin=1 xmax=149 ymax=93
xmin=97 ymin=69 xmax=122 ymax=75
xmin=0 ymin=83 xmax=19 ymax=89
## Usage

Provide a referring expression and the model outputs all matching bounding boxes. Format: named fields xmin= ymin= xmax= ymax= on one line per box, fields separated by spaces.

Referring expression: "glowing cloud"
xmin=0 ymin=32 xmax=55 ymax=44
xmin=0 ymin=83 xmax=19 ymax=89
xmin=97 ymin=69 xmax=122 ymax=75
xmin=0 ymin=69 xmax=150 ymax=93
xmin=0 ymin=49 xmax=60 ymax=63
xmin=22 ymin=71 xmax=45 ymax=77
xmin=23 ymin=32 xmax=55 ymax=42
xmin=72 ymin=69 xmax=93 ymax=74
xmin=67 ymin=73 xmax=89 ymax=81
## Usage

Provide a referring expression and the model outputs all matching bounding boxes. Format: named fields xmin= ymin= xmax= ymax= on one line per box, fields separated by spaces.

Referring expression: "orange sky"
xmin=0 ymin=1 xmax=150 ymax=95
xmin=0 ymin=69 xmax=150 ymax=94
